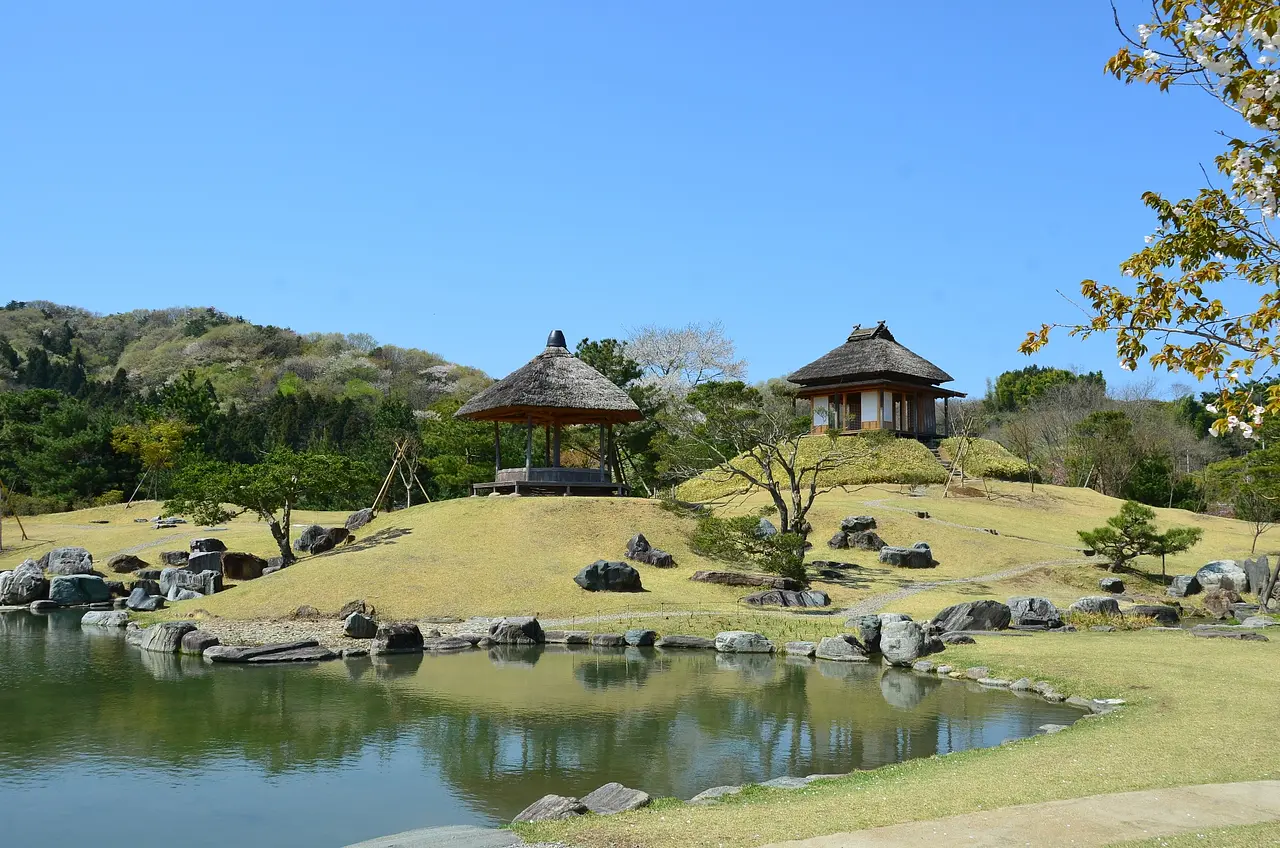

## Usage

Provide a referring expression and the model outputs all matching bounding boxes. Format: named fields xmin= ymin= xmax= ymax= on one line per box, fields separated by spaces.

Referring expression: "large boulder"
xmin=848 ymin=530 xmax=888 ymax=551
xmin=488 ymin=616 xmax=545 ymax=645
xmin=139 ymin=621 xmax=198 ymax=653
xmin=106 ymin=554 xmax=148 ymax=574
xmin=742 ymin=589 xmax=830 ymax=608
xmin=931 ymin=600 xmax=1012 ymax=632
xmin=624 ymin=628 xmax=657 ymax=647
xmin=1202 ymin=586 xmax=1243 ymax=620
xmin=574 ymin=560 xmax=643 ymax=592
xmin=1196 ymin=560 xmax=1250 ymax=594
xmin=295 ymin=525 xmax=350 ymax=555
xmin=345 ymin=508 xmax=375 ymax=532
xmin=129 ymin=578 xmax=161 ymax=596
xmin=221 ymin=552 xmax=267 ymax=581
xmin=1241 ymin=556 xmax=1271 ymax=597
xmin=1068 ymin=597 xmax=1122 ymax=616
xmin=344 ymin=612 xmax=378 ymax=639
xmin=187 ymin=550 xmax=223 ymax=575
xmin=856 ymin=615 xmax=883 ymax=652
xmin=159 ymin=551 xmax=189 ymax=567
xmin=373 ymin=623 xmax=424 ymax=654
xmin=690 ymin=571 xmax=801 ymax=590
xmin=513 ymin=794 xmax=587 ymax=824
xmin=160 ymin=567 xmax=221 ymax=598
xmin=879 ymin=543 xmax=935 ymax=568
xmin=1129 ymin=604 xmax=1180 ymax=625
xmin=125 ymin=587 xmax=165 ymax=612
xmin=189 ymin=538 xmax=227 ymax=554
xmin=40 ymin=547 xmax=94 ymax=576
xmin=880 ymin=620 xmax=926 ymax=666
xmin=755 ymin=519 xmax=778 ymax=539
xmin=49 ymin=575 xmax=111 ymax=606
xmin=1099 ymin=577 xmax=1125 ymax=594
xmin=180 ymin=631 xmax=221 ymax=655
xmin=1 ymin=560 xmax=48 ymax=605
xmin=581 ymin=782 xmax=652 ymax=815
xmin=714 ymin=631 xmax=775 ymax=653
xmin=654 ymin=634 xmax=715 ymax=649
xmin=1008 ymin=597 xmax=1063 ymax=629
xmin=1168 ymin=575 xmax=1201 ymax=598
xmin=337 ymin=599 xmax=375 ymax=619
xmin=815 ymin=635 xmax=868 ymax=662
xmin=840 ymin=515 xmax=877 ymax=533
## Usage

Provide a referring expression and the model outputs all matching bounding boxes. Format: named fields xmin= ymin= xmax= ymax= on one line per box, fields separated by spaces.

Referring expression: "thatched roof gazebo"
xmin=455 ymin=330 xmax=642 ymax=496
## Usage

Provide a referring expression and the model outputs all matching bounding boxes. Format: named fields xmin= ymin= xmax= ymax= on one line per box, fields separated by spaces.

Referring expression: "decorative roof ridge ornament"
xmin=546 ymin=329 xmax=567 ymax=349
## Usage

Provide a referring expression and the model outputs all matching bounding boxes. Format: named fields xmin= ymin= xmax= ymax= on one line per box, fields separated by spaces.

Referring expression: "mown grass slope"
xmin=3 ymin=479 xmax=1267 ymax=626
xmin=940 ymin=436 xmax=1033 ymax=479
xmin=675 ymin=434 xmax=947 ymax=502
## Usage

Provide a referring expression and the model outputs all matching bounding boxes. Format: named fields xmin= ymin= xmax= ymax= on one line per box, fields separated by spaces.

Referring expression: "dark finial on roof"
xmin=546 ymin=329 xmax=567 ymax=349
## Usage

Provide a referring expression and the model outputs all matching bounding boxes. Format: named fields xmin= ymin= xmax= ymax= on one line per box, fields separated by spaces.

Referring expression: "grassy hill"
xmin=675 ymin=434 xmax=948 ymax=502
xmin=0 ymin=300 xmax=489 ymax=407
xmin=939 ymin=436 xmax=1034 ymax=480
xmin=2 ymin=480 xmax=1268 ymax=629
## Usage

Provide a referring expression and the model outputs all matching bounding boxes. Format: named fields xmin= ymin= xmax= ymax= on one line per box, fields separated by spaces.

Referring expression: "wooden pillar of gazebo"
xmin=454 ymin=329 xmax=644 ymax=497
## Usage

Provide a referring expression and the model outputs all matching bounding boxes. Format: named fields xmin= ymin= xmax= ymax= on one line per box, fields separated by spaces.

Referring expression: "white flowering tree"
xmin=1022 ymin=1 xmax=1280 ymax=439
xmin=626 ymin=321 xmax=747 ymax=397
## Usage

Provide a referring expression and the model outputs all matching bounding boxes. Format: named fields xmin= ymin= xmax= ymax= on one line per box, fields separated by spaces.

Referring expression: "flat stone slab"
xmin=244 ymin=646 xmax=338 ymax=663
xmin=1191 ymin=630 xmax=1269 ymax=641
xmin=204 ymin=640 xmax=321 ymax=663
xmin=543 ymin=629 xmax=591 ymax=644
xmin=424 ymin=637 xmax=475 ymax=652
xmin=687 ymin=785 xmax=744 ymax=804
xmin=512 ymin=794 xmax=587 ymax=823
xmin=344 ymin=825 xmax=523 ymax=847
xmin=654 ymin=634 xmax=715 ymax=649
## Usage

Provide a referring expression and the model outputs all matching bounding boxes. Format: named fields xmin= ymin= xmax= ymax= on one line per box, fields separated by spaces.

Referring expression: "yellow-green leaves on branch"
xmin=1024 ymin=1 xmax=1280 ymax=438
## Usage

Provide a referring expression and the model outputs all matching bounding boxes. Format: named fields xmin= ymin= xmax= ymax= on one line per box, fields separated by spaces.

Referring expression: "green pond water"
xmin=0 ymin=610 xmax=1084 ymax=847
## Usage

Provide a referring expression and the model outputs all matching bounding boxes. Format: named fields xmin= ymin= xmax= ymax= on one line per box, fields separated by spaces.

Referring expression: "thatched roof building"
xmin=788 ymin=322 xmax=964 ymax=438
xmin=456 ymin=330 xmax=641 ymax=425
xmin=456 ymin=330 xmax=640 ymax=495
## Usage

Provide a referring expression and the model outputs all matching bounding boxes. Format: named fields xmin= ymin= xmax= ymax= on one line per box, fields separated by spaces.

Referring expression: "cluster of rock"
xmin=827 ymin=516 xmax=886 ymax=551
xmin=625 ymin=533 xmax=674 ymax=568
xmin=513 ymin=781 xmax=652 ymax=823
xmin=122 ymin=620 xmax=223 ymax=656
xmin=1168 ymin=558 xmax=1276 ymax=602
xmin=294 ymin=524 xmax=352 ymax=555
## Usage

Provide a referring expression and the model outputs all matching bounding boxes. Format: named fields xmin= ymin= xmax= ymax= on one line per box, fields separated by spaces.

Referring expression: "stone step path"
xmin=757 ymin=781 xmax=1280 ymax=848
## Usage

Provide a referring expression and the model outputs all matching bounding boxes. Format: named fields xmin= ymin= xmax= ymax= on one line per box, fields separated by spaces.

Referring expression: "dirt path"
xmin=757 ymin=781 xmax=1280 ymax=848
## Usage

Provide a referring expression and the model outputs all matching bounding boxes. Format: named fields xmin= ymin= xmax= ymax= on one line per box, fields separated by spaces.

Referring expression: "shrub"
xmin=1065 ymin=611 xmax=1158 ymax=631
xmin=690 ymin=512 xmax=808 ymax=586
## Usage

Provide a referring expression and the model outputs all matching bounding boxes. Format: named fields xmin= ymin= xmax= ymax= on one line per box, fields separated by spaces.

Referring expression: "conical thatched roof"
xmin=455 ymin=330 xmax=643 ymax=425
xmin=788 ymin=322 xmax=954 ymax=386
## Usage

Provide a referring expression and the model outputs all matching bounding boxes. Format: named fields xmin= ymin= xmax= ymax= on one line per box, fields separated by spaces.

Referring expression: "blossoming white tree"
xmin=1022 ymin=1 xmax=1280 ymax=438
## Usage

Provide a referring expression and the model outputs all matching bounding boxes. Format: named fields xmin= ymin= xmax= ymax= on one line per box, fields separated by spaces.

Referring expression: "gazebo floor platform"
xmin=471 ymin=480 xmax=631 ymax=497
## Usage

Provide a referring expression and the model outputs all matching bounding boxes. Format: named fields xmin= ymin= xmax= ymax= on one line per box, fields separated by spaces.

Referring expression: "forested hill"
xmin=0 ymin=300 xmax=488 ymax=406
xmin=0 ymin=300 xmax=500 ymax=514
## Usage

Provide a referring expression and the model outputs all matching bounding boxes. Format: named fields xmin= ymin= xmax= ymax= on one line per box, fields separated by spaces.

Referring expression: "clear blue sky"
xmin=1 ymin=2 xmax=1227 ymax=397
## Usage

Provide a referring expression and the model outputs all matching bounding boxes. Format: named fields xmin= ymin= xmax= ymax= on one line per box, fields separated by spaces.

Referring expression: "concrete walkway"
xmin=758 ymin=781 xmax=1280 ymax=848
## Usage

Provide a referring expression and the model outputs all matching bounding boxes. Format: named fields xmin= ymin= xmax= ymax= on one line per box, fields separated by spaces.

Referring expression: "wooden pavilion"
xmin=787 ymin=322 xmax=965 ymax=439
xmin=455 ymin=329 xmax=642 ymax=496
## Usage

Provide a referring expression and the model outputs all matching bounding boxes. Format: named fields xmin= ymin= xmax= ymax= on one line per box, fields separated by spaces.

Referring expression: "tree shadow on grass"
xmin=316 ymin=526 xmax=414 ymax=558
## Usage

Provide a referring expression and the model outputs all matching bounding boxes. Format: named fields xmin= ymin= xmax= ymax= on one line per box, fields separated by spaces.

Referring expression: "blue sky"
xmin=1 ymin=2 xmax=1229 ymax=397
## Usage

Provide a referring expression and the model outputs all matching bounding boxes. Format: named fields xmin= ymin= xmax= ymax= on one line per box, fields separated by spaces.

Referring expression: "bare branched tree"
xmin=657 ymin=381 xmax=854 ymax=540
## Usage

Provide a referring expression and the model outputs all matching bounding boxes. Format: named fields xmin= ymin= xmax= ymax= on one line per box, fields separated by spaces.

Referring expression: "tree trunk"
xmin=268 ymin=504 xmax=297 ymax=565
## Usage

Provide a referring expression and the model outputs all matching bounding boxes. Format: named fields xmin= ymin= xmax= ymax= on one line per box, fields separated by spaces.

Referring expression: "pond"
xmin=0 ymin=610 xmax=1083 ymax=847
